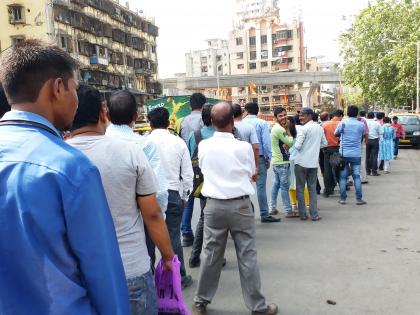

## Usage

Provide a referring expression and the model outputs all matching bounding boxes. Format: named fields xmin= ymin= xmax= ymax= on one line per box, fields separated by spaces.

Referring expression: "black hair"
xmin=190 ymin=93 xmax=206 ymax=110
xmin=0 ymin=83 xmax=11 ymax=118
xmin=383 ymin=117 xmax=391 ymax=124
xmin=332 ymin=109 xmax=344 ymax=118
xmin=71 ymin=84 xmax=102 ymax=131
xmin=376 ymin=112 xmax=385 ymax=120
xmin=147 ymin=107 xmax=170 ymax=129
xmin=108 ymin=90 xmax=137 ymax=125
xmin=312 ymin=112 xmax=319 ymax=122
xmin=211 ymin=103 xmax=234 ymax=129
xmin=245 ymin=102 xmax=259 ymax=115
xmin=273 ymin=106 xmax=286 ymax=117
xmin=232 ymin=103 xmax=243 ymax=118
xmin=0 ymin=39 xmax=78 ymax=104
xmin=392 ymin=116 xmax=398 ymax=121
xmin=347 ymin=105 xmax=359 ymax=118
xmin=359 ymin=110 xmax=366 ymax=117
xmin=320 ymin=112 xmax=329 ymax=122
xmin=367 ymin=112 xmax=375 ymax=119
xmin=287 ymin=116 xmax=297 ymax=138
xmin=294 ymin=114 xmax=301 ymax=125
xmin=202 ymin=104 xmax=213 ymax=127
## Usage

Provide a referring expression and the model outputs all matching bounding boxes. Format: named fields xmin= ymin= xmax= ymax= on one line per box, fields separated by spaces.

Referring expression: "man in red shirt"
xmin=322 ymin=109 xmax=344 ymax=197
xmin=392 ymin=116 xmax=406 ymax=158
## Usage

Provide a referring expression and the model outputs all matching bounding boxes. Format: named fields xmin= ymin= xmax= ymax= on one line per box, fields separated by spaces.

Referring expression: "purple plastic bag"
xmin=155 ymin=255 xmax=191 ymax=315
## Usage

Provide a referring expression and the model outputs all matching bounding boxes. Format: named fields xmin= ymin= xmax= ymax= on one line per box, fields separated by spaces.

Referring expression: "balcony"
xmin=90 ymin=55 xmax=109 ymax=66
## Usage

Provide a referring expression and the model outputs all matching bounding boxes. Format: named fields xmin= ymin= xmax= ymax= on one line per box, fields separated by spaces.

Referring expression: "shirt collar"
xmin=107 ymin=123 xmax=133 ymax=134
xmin=1 ymin=110 xmax=61 ymax=137
xmin=246 ymin=114 xmax=257 ymax=118
xmin=151 ymin=128 xmax=170 ymax=135
xmin=213 ymin=131 xmax=235 ymax=139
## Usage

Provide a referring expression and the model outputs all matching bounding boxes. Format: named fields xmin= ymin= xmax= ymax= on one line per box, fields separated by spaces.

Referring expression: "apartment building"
xmin=0 ymin=0 xmax=161 ymax=104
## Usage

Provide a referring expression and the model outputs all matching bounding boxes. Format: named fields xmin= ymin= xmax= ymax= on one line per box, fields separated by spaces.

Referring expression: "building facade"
xmin=0 ymin=0 xmax=161 ymax=104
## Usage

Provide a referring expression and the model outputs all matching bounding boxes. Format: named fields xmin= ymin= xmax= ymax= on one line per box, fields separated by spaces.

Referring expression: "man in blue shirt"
xmin=244 ymin=103 xmax=280 ymax=223
xmin=335 ymin=105 xmax=367 ymax=205
xmin=0 ymin=40 xmax=129 ymax=315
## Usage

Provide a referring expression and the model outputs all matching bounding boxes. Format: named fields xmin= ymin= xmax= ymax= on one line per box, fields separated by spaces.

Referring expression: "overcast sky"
xmin=128 ymin=0 xmax=370 ymax=78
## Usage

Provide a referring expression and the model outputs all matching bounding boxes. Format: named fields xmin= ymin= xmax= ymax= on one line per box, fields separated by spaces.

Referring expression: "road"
xmin=181 ymin=148 xmax=420 ymax=315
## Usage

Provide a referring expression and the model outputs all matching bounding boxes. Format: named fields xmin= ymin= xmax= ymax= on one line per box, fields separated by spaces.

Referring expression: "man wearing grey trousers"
xmin=193 ymin=102 xmax=278 ymax=315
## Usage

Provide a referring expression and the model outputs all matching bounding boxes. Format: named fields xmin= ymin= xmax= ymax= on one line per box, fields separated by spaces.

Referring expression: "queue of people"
xmin=0 ymin=40 xmax=404 ymax=315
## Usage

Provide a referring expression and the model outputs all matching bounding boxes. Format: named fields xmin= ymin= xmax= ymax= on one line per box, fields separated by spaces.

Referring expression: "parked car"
xmin=394 ymin=114 xmax=420 ymax=149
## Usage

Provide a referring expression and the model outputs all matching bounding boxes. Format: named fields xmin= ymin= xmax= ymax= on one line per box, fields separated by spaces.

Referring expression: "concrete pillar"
xmin=298 ymin=83 xmax=319 ymax=108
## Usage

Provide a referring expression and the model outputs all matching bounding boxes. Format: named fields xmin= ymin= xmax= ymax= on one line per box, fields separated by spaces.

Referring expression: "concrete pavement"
xmin=182 ymin=148 xmax=420 ymax=315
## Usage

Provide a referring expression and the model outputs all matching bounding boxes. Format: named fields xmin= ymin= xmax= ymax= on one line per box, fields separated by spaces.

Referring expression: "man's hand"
xmin=265 ymin=160 xmax=270 ymax=169
xmin=163 ymin=257 xmax=173 ymax=271
xmin=251 ymin=171 xmax=259 ymax=182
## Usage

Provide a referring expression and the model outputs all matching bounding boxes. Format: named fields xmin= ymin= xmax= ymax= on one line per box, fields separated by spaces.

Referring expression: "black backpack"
xmin=191 ymin=130 xmax=204 ymax=198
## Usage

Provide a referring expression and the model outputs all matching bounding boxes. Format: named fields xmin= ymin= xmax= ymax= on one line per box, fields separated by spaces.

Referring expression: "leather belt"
xmin=208 ymin=195 xmax=249 ymax=201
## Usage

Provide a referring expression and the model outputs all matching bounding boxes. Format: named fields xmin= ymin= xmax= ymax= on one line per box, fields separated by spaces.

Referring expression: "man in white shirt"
xmin=67 ymin=84 xmax=174 ymax=315
xmin=366 ymin=112 xmax=383 ymax=176
xmin=294 ymin=107 xmax=327 ymax=221
xmin=193 ymin=102 xmax=278 ymax=315
xmin=147 ymin=107 xmax=194 ymax=289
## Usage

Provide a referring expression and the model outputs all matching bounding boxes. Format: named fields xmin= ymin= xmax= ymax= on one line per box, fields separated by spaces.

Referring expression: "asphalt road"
xmin=181 ymin=148 xmax=420 ymax=315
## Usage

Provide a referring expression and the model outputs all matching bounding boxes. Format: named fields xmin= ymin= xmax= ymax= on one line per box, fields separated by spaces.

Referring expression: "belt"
xmin=208 ymin=195 xmax=249 ymax=201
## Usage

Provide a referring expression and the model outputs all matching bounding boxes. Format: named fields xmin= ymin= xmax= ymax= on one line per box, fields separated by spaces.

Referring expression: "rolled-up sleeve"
xmin=64 ymin=166 xmax=130 ymax=315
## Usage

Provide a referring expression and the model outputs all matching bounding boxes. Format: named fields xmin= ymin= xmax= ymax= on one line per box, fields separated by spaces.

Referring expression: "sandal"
xmin=300 ymin=216 xmax=308 ymax=221
xmin=311 ymin=216 xmax=322 ymax=221
xmin=285 ymin=213 xmax=300 ymax=218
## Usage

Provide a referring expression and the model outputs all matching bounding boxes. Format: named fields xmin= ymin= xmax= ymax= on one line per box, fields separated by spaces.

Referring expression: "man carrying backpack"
xmin=186 ymin=105 xmax=215 ymax=268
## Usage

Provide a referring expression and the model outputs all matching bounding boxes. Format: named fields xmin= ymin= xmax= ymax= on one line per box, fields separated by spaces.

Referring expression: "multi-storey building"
xmin=0 ymin=0 xmax=161 ymax=105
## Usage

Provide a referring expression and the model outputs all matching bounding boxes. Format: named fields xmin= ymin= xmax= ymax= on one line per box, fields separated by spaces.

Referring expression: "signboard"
xmin=146 ymin=96 xmax=220 ymax=130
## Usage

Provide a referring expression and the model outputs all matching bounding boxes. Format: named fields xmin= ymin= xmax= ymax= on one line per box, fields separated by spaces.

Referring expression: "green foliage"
xmin=342 ymin=90 xmax=365 ymax=106
xmin=340 ymin=0 xmax=420 ymax=108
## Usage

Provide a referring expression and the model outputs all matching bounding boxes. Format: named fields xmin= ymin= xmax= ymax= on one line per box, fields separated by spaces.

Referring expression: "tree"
xmin=340 ymin=0 xmax=420 ymax=108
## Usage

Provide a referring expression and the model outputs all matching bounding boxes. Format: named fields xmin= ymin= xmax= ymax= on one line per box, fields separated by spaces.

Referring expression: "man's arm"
xmin=64 ymin=167 xmax=130 ymax=315
xmin=334 ymin=122 xmax=343 ymax=137
xmin=400 ymin=124 xmax=406 ymax=139
xmin=180 ymin=142 xmax=194 ymax=201
xmin=294 ymin=126 xmax=306 ymax=151
xmin=262 ymin=122 xmax=272 ymax=168
xmin=249 ymin=127 xmax=260 ymax=170
xmin=137 ymin=194 xmax=174 ymax=270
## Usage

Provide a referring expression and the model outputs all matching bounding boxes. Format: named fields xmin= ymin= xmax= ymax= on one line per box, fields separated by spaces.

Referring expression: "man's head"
xmin=0 ymin=39 xmax=79 ymax=130
xmin=312 ymin=112 xmax=319 ymax=122
xmin=202 ymin=104 xmax=213 ymax=127
xmin=347 ymin=105 xmax=359 ymax=118
xmin=320 ymin=111 xmax=329 ymax=122
xmin=298 ymin=107 xmax=314 ymax=124
xmin=367 ymin=112 xmax=375 ymax=119
xmin=190 ymin=93 xmax=206 ymax=111
xmin=71 ymin=84 xmax=106 ymax=132
xmin=244 ymin=102 xmax=259 ymax=115
xmin=211 ymin=102 xmax=234 ymax=131
xmin=359 ymin=110 xmax=366 ymax=118
xmin=232 ymin=103 xmax=243 ymax=119
xmin=376 ymin=112 xmax=385 ymax=120
xmin=392 ymin=116 xmax=399 ymax=122
xmin=0 ymin=83 xmax=11 ymax=118
xmin=108 ymin=90 xmax=137 ymax=125
xmin=332 ymin=109 xmax=344 ymax=119
xmin=383 ymin=117 xmax=391 ymax=124
xmin=273 ymin=106 xmax=287 ymax=125
xmin=147 ymin=107 xmax=170 ymax=129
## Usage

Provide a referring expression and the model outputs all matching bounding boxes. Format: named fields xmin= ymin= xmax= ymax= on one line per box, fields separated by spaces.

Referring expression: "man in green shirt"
xmin=270 ymin=107 xmax=296 ymax=217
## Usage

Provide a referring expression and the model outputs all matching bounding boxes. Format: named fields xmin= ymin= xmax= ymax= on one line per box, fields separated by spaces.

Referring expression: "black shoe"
xmin=194 ymin=302 xmax=207 ymax=314
xmin=379 ymin=168 xmax=384 ymax=171
xmin=189 ymin=257 xmax=201 ymax=268
xmin=356 ymin=200 xmax=367 ymax=205
xmin=222 ymin=257 xmax=227 ymax=268
xmin=261 ymin=215 xmax=281 ymax=223
xmin=323 ymin=190 xmax=334 ymax=197
xmin=182 ymin=235 xmax=194 ymax=247
xmin=269 ymin=209 xmax=279 ymax=215
xmin=181 ymin=275 xmax=193 ymax=289
xmin=372 ymin=172 xmax=381 ymax=176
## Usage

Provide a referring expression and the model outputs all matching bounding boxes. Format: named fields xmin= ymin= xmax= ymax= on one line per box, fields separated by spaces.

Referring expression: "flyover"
xmin=161 ymin=71 xmax=342 ymax=108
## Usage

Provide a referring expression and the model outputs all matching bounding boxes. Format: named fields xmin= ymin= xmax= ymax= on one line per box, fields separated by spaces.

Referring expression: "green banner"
xmin=146 ymin=96 xmax=220 ymax=130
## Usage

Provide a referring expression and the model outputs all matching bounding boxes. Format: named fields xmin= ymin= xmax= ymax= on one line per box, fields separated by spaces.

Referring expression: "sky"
xmin=128 ymin=0 xmax=370 ymax=78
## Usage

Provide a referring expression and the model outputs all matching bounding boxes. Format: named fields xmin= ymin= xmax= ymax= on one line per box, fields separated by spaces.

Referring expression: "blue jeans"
xmin=270 ymin=164 xmax=292 ymax=214
xmin=394 ymin=138 xmax=399 ymax=156
xmin=128 ymin=270 xmax=158 ymax=315
xmin=339 ymin=157 xmax=363 ymax=201
xmin=256 ymin=156 xmax=269 ymax=218
xmin=181 ymin=194 xmax=194 ymax=237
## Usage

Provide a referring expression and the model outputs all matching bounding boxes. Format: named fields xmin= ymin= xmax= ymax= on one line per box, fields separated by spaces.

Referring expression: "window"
xmin=250 ymin=51 xmax=257 ymax=60
xmin=261 ymin=61 xmax=268 ymax=67
xmin=201 ymin=65 xmax=208 ymax=72
xmin=236 ymin=37 xmax=243 ymax=46
xmin=237 ymin=64 xmax=244 ymax=69
xmin=249 ymin=36 xmax=256 ymax=46
xmin=262 ymin=97 xmax=269 ymax=103
xmin=216 ymin=55 xmax=222 ymax=62
xmin=151 ymin=45 xmax=156 ymax=53
xmin=236 ymin=52 xmax=244 ymax=59
xmin=11 ymin=36 xmax=25 ymax=46
xmin=261 ymin=35 xmax=267 ymax=44
xmin=276 ymin=30 xmax=293 ymax=39
xmin=249 ymin=62 xmax=256 ymax=69
xmin=200 ymin=56 xmax=207 ymax=64
xmin=8 ymin=5 xmax=24 ymax=24
xmin=261 ymin=50 xmax=268 ymax=59
xmin=60 ymin=36 xmax=73 ymax=53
